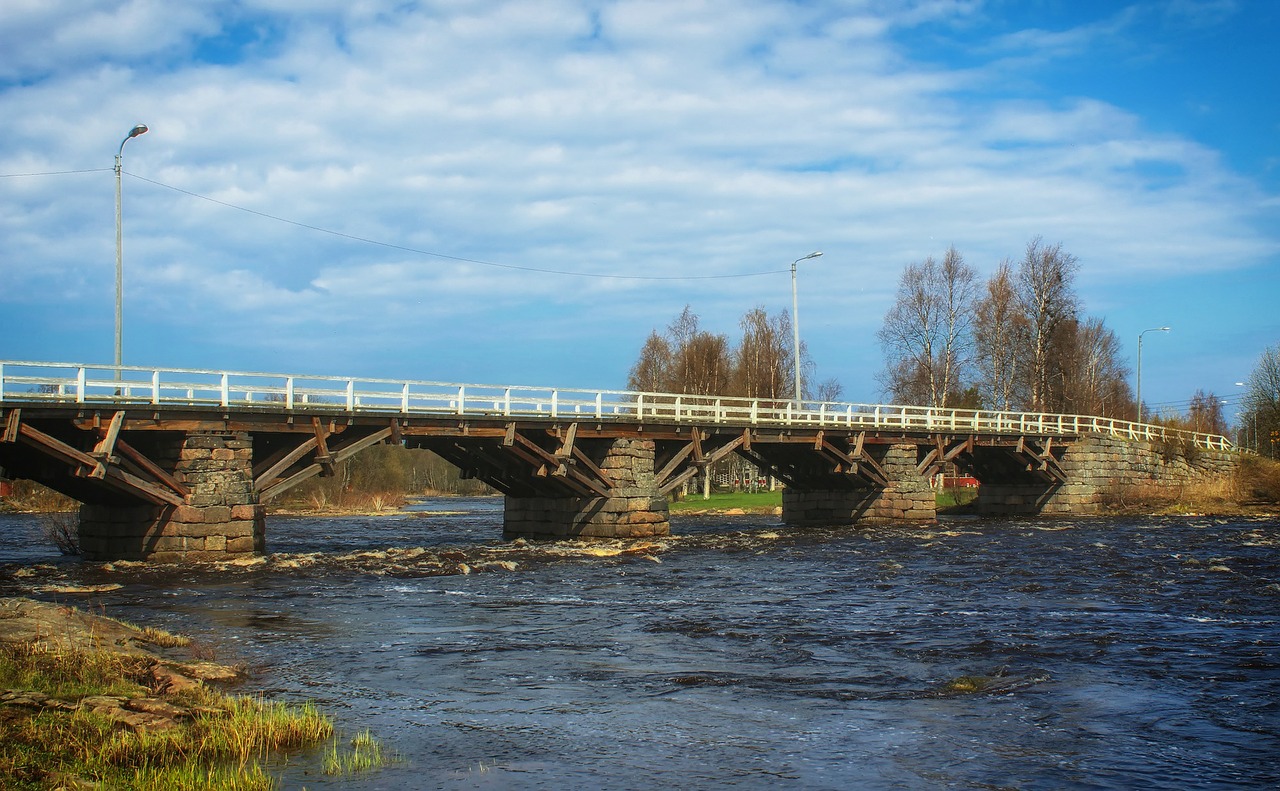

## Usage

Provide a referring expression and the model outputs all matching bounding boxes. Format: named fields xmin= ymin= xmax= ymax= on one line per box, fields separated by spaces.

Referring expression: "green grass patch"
xmin=668 ymin=491 xmax=782 ymax=512
xmin=0 ymin=643 xmax=335 ymax=790
xmin=936 ymin=487 xmax=979 ymax=509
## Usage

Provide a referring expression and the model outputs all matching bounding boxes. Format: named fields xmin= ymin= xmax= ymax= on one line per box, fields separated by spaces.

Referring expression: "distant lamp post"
xmin=1236 ymin=381 xmax=1255 ymax=452
xmin=791 ymin=251 xmax=822 ymax=405
xmin=1135 ymin=326 xmax=1170 ymax=423
xmin=115 ymin=123 xmax=148 ymax=374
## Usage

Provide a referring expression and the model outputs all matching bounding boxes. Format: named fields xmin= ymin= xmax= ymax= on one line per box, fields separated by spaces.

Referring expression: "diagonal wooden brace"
xmin=2 ymin=408 xmax=20 ymax=444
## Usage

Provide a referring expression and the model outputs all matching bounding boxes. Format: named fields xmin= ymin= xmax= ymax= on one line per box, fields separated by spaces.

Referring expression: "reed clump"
xmin=323 ymin=727 xmax=393 ymax=776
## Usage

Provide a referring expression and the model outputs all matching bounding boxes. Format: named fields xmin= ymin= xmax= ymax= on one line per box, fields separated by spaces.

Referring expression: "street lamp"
xmin=1236 ymin=381 xmax=1256 ymax=452
xmin=791 ymin=251 xmax=822 ymax=405
xmin=115 ymin=123 xmax=148 ymax=375
xmin=1135 ymin=326 xmax=1169 ymax=423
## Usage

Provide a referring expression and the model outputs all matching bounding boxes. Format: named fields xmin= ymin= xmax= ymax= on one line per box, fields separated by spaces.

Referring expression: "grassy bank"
xmin=0 ymin=600 xmax=387 ymax=790
xmin=669 ymin=491 xmax=782 ymax=513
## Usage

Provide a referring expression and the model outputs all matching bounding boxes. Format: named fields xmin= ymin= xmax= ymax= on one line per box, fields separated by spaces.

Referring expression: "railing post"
xmin=596 ymin=392 xmax=603 ymax=419
xmin=675 ymin=395 xmax=682 ymax=422
xmin=402 ymin=383 xmax=410 ymax=413
xmin=457 ymin=386 xmax=466 ymax=416
xmin=551 ymin=390 xmax=558 ymax=418
xmin=637 ymin=394 xmax=645 ymax=419
xmin=151 ymin=370 xmax=160 ymax=405
xmin=220 ymin=374 xmax=230 ymax=407
xmin=286 ymin=377 xmax=295 ymax=410
xmin=751 ymin=399 xmax=758 ymax=424
xmin=504 ymin=388 xmax=512 ymax=417
xmin=77 ymin=367 xmax=86 ymax=404
xmin=346 ymin=380 xmax=355 ymax=411
xmin=0 ymin=363 xmax=5 ymax=400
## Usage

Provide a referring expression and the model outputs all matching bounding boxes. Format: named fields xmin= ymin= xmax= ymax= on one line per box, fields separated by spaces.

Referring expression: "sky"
xmin=2 ymin=0 xmax=1277 ymax=422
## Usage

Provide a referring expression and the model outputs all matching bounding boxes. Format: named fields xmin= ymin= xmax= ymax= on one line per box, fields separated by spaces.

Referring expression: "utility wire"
xmin=124 ymin=172 xmax=789 ymax=282
xmin=0 ymin=168 xmax=112 ymax=178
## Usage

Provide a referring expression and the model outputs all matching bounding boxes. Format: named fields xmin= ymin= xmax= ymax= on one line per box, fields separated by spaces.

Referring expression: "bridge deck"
xmin=0 ymin=361 xmax=1233 ymax=450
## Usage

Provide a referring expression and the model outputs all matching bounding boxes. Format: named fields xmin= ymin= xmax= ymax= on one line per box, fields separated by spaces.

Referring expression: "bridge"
xmin=1 ymin=360 xmax=1235 ymax=562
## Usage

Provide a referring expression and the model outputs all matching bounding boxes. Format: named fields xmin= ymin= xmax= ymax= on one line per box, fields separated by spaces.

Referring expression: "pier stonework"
xmin=781 ymin=444 xmax=936 ymax=526
xmin=78 ymin=433 xmax=264 ymax=562
xmin=974 ymin=432 xmax=1236 ymax=516
xmin=503 ymin=437 xmax=671 ymax=540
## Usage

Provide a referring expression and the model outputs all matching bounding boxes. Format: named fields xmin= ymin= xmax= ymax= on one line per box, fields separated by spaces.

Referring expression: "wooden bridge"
xmin=0 ymin=361 xmax=1236 ymax=562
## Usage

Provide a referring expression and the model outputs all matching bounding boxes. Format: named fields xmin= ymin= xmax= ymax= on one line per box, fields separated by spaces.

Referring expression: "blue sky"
xmin=1 ymin=0 xmax=1276 ymax=421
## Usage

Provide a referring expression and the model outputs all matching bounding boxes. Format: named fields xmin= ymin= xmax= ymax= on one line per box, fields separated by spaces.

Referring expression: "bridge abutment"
xmin=502 ymin=437 xmax=671 ymax=540
xmin=781 ymin=444 xmax=936 ymax=526
xmin=975 ymin=433 xmax=1237 ymax=516
xmin=78 ymin=432 xmax=264 ymax=562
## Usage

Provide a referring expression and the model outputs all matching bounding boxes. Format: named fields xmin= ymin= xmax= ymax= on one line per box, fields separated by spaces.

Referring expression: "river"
xmin=2 ymin=500 xmax=1277 ymax=789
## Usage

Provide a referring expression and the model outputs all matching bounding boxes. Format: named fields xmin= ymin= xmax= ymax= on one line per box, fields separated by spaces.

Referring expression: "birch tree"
xmin=973 ymin=260 xmax=1024 ymax=411
xmin=878 ymin=246 xmax=977 ymax=407
xmin=1016 ymin=237 xmax=1079 ymax=412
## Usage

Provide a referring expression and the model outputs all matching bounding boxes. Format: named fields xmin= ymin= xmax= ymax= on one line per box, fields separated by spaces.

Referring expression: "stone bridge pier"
xmin=502 ymin=437 xmax=670 ymax=540
xmin=78 ymin=432 xmax=265 ymax=562
xmin=780 ymin=444 xmax=936 ymax=526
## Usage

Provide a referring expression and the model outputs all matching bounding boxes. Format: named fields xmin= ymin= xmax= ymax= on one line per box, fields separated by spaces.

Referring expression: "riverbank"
xmin=0 ymin=598 xmax=354 ymax=789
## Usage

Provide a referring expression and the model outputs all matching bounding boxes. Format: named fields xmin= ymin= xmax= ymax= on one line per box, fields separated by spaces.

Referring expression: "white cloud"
xmin=0 ymin=0 xmax=1275 ymax=399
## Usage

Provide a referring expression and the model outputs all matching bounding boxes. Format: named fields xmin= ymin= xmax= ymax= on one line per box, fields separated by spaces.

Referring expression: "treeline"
xmin=278 ymin=445 xmax=492 ymax=510
xmin=879 ymin=237 xmax=1137 ymax=417
xmin=627 ymin=305 xmax=842 ymax=401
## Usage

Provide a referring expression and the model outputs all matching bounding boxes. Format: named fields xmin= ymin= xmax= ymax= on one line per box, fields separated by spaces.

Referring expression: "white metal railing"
xmin=0 ymin=360 xmax=1234 ymax=451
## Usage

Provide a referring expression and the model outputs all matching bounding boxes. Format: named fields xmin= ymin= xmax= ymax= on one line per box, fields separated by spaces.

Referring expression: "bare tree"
xmin=1059 ymin=317 xmax=1132 ymax=419
xmin=973 ymin=260 xmax=1025 ymax=411
xmin=1242 ymin=343 xmax=1280 ymax=456
xmin=878 ymin=246 xmax=978 ymax=407
xmin=627 ymin=330 xmax=673 ymax=392
xmin=1187 ymin=389 xmax=1228 ymax=436
xmin=1016 ymin=237 xmax=1079 ymax=412
xmin=734 ymin=306 xmax=794 ymax=400
xmin=627 ymin=306 xmax=732 ymax=396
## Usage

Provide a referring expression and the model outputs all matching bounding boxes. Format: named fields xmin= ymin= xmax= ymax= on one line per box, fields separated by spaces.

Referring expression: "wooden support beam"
xmin=253 ymin=436 xmax=319 ymax=493
xmin=737 ymin=447 xmax=800 ymax=488
xmin=555 ymin=422 xmax=578 ymax=461
xmin=87 ymin=411 xmax=127 ymax=479
xmin=259 ymin=428 xmax=392 ymax=501
xmin=2 ymin=408 xmax=21 ymax=444
xmin=511 ymin=432 xmax=609 ymax=497
xmin=653 ymin=444 xmax=695 ymax=491
xmin=570 ymin=446 xmax=616 ymax=489
xmin=312 ymin=417 xmax=334 ymax=478
xmin=656 ymin=434 xmax=746 ymax=496
xmin=115 ymin=438 xmax=190 ymax=498
xmin=15 ymin=422 xmax=182 ymax=506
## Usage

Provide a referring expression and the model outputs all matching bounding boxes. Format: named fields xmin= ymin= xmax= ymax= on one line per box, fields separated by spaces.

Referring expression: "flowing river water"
xmin=2 ymin=499 xmax=1277 ymax=789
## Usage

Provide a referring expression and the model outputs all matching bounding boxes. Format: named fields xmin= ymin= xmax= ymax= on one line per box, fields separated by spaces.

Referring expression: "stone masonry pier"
xmin=503 ymin=438 xmax=670 ymax=540
xmin=781 ymin=444 xmax=936 ymax=526
xmin=77 ymin=433 xmax=265 ymax=562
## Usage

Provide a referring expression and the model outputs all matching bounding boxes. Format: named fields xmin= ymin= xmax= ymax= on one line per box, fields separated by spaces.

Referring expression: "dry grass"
xmin=1103 ymin=456 xmax=1280 ymax=514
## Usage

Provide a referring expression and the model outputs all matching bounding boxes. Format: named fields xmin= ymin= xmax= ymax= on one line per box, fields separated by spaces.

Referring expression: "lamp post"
xmin=1135 ymin=326 xmax=1169 ymax=424
xmin=115 ymin=123 xmax=148 ymax=375
xmin=1236 ymin=381 xmax=1256 ymax=452
xmin=791 ymin=251 xmax=822 ymax=406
